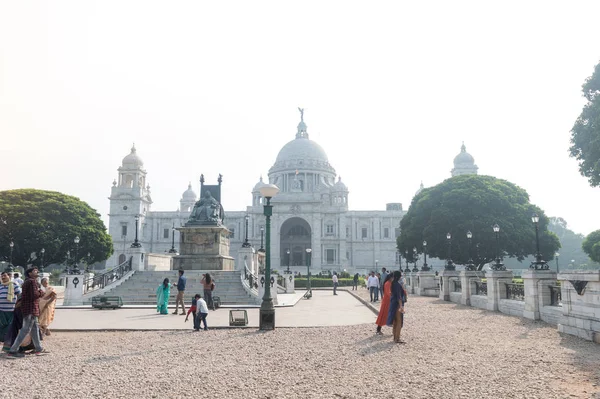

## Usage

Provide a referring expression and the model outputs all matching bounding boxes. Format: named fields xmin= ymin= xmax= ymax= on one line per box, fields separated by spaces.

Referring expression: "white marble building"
xmin=106 ymin=113 xmax=478 ymax=273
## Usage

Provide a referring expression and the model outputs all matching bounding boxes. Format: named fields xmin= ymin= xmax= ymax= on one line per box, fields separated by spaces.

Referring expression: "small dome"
xmin=453 ymin=142 xmax=475 ymax=166
xmin=253 ymin=176 xmax=266 ymax=192
xmin=333 ymin=176 xmax=348 ymax=191
xmin=182 ymin=183 xmax=197 ymax=200
xmin=122 ymin=144 xmax=144 ymax=168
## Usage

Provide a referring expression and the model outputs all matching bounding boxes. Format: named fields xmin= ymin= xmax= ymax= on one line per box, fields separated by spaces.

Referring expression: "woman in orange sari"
xmin=375 ymin=273 xmax=394 ymax=335
xmin=38 ymin=278 xmax=57 ymax=336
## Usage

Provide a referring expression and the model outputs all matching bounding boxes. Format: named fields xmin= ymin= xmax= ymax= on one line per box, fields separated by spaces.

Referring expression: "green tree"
xmin=0 ymin=189 xmax=113 ymax=267
xmin=582 ymin=229 xmax=600 ymax=263
xmin=570 ymin=61 xmax=600 ymax=187
xmin=397 ymin=175 xmax=560 ymax=270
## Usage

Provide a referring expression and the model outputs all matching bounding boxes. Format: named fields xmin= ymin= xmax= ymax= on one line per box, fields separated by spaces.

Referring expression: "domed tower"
xmin=268 ymin=108 xmax=336 ymax=193
xmin=251 ymin=176 xmax=266 ymax=206
xmin=451 ymin=142 xmax=478 ymax=177
xmin=180 ymin=183 xmax=197 ymax=212
xmin=330 ymin=176 xmax=349 ymax=209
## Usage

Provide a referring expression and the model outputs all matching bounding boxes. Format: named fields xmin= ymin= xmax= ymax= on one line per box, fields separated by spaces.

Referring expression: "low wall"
xmin=499 ymin=299 xmax=525 ymax=317
xmin=449 ymin=292 xmax=462 ymax=304
xmin=540 ymin=305 xmax=562 ymax=326
xmin=146 ymin=253 xmax=174 ymax=271
xmin=471 ymin=294 xmax=488 ymax=310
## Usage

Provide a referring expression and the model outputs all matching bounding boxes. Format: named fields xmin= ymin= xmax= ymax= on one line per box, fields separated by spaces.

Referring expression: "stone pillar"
xmin=557 ymin=270 xmax=600 ymax=343
xmin=128 ymin=247 xmax=146 ymax=271
xmin=237 ymin=247 xmax=255 ymax=272
xmin=415 ymin=271 xmax=436 ymax=296
xmin=439 ymin=270 xmax=459 ymax=301
xmin=522 ymin=269 xmax=557 ymax=320
xmin=258 ymin=274 xmax=278 ymax=305
xmin=62 ymin=273 xmax=86 ymax=306
xmin=283 ymin=273 xmax=295 ymax=293
xmin=460 ymin=271 xmax=481 ymax=306
xmin=486 ymin=270 xmax=513 ymax=311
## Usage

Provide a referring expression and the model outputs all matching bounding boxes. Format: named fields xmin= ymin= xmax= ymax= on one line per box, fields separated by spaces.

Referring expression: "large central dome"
xmin=275 ymin=137 xmax=329 ymax=163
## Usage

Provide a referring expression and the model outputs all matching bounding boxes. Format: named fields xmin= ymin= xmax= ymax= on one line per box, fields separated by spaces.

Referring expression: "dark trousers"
xmin=192 ymin=311 xmax=199 ymax=330
xmin=369 ymin=287 xmax=377 ymax=302
xmin=204 ymin=290 xmax=214 ymax=310
xmin=333 ymin=282 xmax=338 ymax=295
xmin=195 ymin=312 xmax=208 ymax=330
xmin=352 ymin=281 xmax=358 ymax=290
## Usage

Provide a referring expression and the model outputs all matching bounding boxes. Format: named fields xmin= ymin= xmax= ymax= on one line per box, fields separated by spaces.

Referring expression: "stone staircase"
xmin=84 ymin=270 xmax=259 ymax=305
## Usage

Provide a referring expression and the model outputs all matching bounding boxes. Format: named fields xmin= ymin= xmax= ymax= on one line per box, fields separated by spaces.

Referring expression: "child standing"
xmin=185 ymin=294 xmax=200 ymax=330
xmin=195 ymin=294 xmax=209 ymax=331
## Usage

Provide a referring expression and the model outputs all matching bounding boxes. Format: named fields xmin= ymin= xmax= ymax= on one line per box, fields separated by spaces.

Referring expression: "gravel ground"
xmin=3 ymin=289 xmax=599 ymax=399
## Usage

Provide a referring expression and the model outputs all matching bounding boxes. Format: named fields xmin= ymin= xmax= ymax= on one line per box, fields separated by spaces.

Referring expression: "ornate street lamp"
xmin=7 ymin=241 xmax=14 ymax=273
xmin=168 ymin=222 xmax=177 ymax=253
xmin=404 ymin=250 xmax=410 ymax=273
xmin=73 ymin=236 xmax=81 ymax=274
xmin=465 ymin=231 xmax=476 ymax=271
xmin=445 ymin=232 xmax=455 ymax=270
xmin=258 ymin=183 xmax=279 ymax=330
xmin=305 ymin=248 xmax=312 ymax=299
xmin=530 ymin=213 xmax=548 ymax=270
xmin=242 ymin=215 xmax=251 ymax=248
xmin=259 ymin=227 xmax=264 ymax=253
xmin=85 ymin=252 xmax=91 ymax=273
xmin=40 ymin=248 xmax=46 ymax=273
xmin=286 ymin=248 xmax=291 ymax=273
xmin=554 ymin=252 xmax=560 ymax=273
xmin=491 ymin=224 xmax=505 ymax=271
xmin=412 ymin=247 xmax=419 ymax=272
xmin=131 ymin=215 xmax=142 ymax=248
xmin=421 ymin=240 xmax=430 ymax=271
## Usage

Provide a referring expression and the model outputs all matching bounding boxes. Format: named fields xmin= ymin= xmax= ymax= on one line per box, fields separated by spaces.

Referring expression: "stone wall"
xmin=540 ymin=305 xmax=562 ymax=326
xmin=470 ymin=294 xmax=488 ymax=310
xmin=145 ymin=253 xmax=173 ymax=271
xmin=449 ymin=292 xmax=462 ymax=304
xmin=498 ymin=299 xmax=525 ymax=317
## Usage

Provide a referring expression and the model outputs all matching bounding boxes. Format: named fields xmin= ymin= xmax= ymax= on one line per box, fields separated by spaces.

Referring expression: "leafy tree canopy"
xmin=397 ymin=175 xmax=560 ymax=270
xmin=582 ymin=229 xmax=600 ymax=263
xmin=0 ymin=189 xmax=113 ymax=267
xmin=570 ymin=61 xmax=600 ymax=187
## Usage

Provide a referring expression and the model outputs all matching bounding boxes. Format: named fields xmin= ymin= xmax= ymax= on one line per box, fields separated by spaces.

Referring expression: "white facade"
xmin=106 ymin=114 xmax=405 ymax=274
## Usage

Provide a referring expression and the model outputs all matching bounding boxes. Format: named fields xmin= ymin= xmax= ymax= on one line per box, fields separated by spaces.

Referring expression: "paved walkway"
xmin=52 ymin=290 xmax=374 ymax=329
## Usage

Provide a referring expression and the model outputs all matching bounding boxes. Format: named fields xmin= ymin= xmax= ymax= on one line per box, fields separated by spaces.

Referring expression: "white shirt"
xmin=367 ymin=275 xmax=379 ymax=288
xmin=332 ymin=275 xmax=338 ymax=283
xmin=196 ymin=298 xmax=208 ymax=314
xmin=14 ymin=278 xmax=24 ymax=286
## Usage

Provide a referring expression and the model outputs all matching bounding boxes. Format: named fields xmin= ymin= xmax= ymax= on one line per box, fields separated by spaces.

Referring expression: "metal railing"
xmin=475 ymin=281 xmax=487 ymax=296
xmin=549 ymin=285 xmax=562 ymax=306
xmin=243 ymin=263 xmax=258 ymax=291
xmin=451 ymin=279 xmax=462 ymax=293
xmin=505 ymin=283 xmax=524 ymax=301
xmin=84 ymin=257 xmax=132 ymax=294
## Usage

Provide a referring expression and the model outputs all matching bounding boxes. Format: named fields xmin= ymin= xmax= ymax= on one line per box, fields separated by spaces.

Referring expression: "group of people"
xmin=155 ymin=270 xmax=215 ymax=331
xmin=0 ymin=267 xmax=56 ymax=357
xmin=374 ymin=269 xmax=407 ymax=343
xmin=367 ymin=268 xmax=391 ymax=302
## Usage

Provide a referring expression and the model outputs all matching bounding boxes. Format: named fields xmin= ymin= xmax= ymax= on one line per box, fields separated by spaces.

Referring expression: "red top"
xmin=20 ymin=278 xmax=43 ymax=317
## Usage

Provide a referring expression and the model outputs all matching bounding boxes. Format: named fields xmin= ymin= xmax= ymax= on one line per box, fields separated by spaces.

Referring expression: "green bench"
xmin=92 ymin=296 xmax=123 ymax=310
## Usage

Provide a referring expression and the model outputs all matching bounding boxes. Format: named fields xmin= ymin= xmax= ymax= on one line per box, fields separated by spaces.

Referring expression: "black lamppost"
xmin=85 ymin=252 xmax=91 ymax=273
xmin=40 ymin=248 xmax=45 ymax=273
xmin=169 ymin=223 xmax=177 ymax=253
xmin=530 ymin=213 xmax=548 ymax=270
xmin=422 ymin=240 xmax=430 ymax=271
xmin=554 ymin=252 xmax=560 ymax=273
xmin=7 ymin=241 xmax=14 ymax=273
xmin=259 ymin=227 xmax=264 ymax=252
xmin=492 ymin=224 xmax=505 ymax=271
xmin=73 ymin=236 xmax=81 ymax=274
xmin=259 ymin=183 xmax=280 ymax=330
xmin=131 ymin=215 xmax=142 ymax=248
xmin=404 ymin=250 xmax=410 ymax=273
xmin=445 ymin=232 xmax=455 ymax=270
xmin=286 ymin=249 xmax=291 ymax=273
xmin=412 ymin=247 xmax=419 ymax=272
xmin=306 ymin=248 xmax=312 ymax=299
xmin=242 ymin=215 xmax=251 ymax=248
xmin=64 ymin=250 xmax=70 ymax=273
xmin=465 ymin=231 xmax=476 ymax=271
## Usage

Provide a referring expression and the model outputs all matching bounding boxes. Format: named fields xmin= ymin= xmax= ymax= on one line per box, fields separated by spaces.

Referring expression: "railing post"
xmin=486 ymin=270 xmax=513 ymax=311
xmin=459 ymin=270 xmax=481 ymax=306
xmin=522 ymin=269 xmax=557 ymax=320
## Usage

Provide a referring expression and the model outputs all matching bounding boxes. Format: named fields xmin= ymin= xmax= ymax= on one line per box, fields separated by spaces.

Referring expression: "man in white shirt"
xmin=194 ymin=295 xmax=209 ymax=331
xmin=332 ymin=272 xmax=339 ymax=295
xmin=367 ymin=272 xmax=380 ymax=303
xmin=13 ymin=273 xmax=24 ymax=287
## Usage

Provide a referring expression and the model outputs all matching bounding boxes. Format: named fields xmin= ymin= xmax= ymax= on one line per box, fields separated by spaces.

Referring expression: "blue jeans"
xmin=10 ymin=314 xmax=42 ymax=353
xmin=195 ymin=312 xmax=208 ymax=330
xmin=369 ymin=287 xmax=377 ymax=302
xmin=333 ymin=282 xmax=338 ymax=295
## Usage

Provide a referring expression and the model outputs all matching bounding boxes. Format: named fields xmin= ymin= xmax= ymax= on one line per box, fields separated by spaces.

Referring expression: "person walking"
xmin=387 ymin=271 xmax=407 ymax=344
xmin=185 ymin=294 xmax=200 ymax=330
xmin=375 ymin=273 xmax=394 ymax=335
xmin=194 ymin=294 xmax=209 ymax=331
xmin=201 ymin=273 xmax=215 ymax=311
xmin=0 ymin=271 xmax=22 ymax=339
xmin=367 ymin=272 xmax=379 ymax=302
xmin=12 ymin=273 xmax=23 ymax=287
xmin=332 ymin=272 xmax=339 ymax=295
xmin=379 ymin=268 xmax=389 ymax=300
xmin=38 ymin=278 xmax=57 ymax=336
xmin=173 ymin=269 xmax=187 ymax=315
xmin=352 ymin=273 xmax=359 ymax=291
xmin=156 ymin=278 xmax=171 ymax=315
xmin=7 ymin=267 xmax=47 ymax=357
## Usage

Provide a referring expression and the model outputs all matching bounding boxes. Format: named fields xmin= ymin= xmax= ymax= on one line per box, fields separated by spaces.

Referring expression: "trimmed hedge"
xmin=294 ymin=278 xmax=365 ymax=288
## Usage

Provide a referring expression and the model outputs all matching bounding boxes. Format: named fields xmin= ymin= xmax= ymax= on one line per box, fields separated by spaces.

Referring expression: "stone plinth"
xmin=128 ymin=246 xmax=146 ymax=272
xmin=237 ymin=247 xmax=255 ymax=273
xmin=415 ymin=272 xmax=437 ymax=296
xmin=63 ymin=273 xmax=86 ymax=306
xmin=486 ymin=270 xmax=513 ymax=312
xmin=557 ymin=270 xmax=600 ymax=343
xmin=173 ymin=226 xmax=235 ymax=271
xmin=522 ymin=269 xmax=557 ymax=320
xmin=439 ymin=270 xmax=459 ymax=301
xmin=460 ymin=271 xmax=482 ymax=306
xmin=282 ymin=272 xmax=295 ymax=293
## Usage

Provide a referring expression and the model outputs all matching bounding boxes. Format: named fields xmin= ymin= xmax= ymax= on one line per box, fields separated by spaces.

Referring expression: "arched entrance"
xmin=280 ymin=217 xmax=311 ymax=268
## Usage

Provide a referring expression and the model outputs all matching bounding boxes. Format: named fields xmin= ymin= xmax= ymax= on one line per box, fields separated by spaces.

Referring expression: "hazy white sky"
xmin=1 ymin=1 xmax=599 ymax=235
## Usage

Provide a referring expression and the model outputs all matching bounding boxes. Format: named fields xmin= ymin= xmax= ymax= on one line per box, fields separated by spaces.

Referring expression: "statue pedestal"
xmin=63 ymin=273 xmax=86 ymax=306
xmin=173 ymin=226 xmax=235 ymax=271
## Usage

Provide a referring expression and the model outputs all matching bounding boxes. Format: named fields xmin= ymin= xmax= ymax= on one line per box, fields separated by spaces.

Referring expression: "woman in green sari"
xmin=156 ymin=278 xmax=170 ymax=315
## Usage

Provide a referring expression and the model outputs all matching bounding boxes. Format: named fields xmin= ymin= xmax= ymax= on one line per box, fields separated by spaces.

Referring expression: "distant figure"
xmin=185 ymin=294 xmax=200 ymax=330
xmin=156 ymin=278 xmax=170 ymax=315
xmin=332 ymin=272 xmax=339 ymax=295
xmin=195 ymin=294 xmax=209 ymax=331
xmin=375 ymin=273 xmax=382 ymax=301
xmin=38 ymin=278 xmax=57 ymax=336
xmin=367 ymin=272 xmax=379 ymax=303
xmin=352 ymin=273 xmax=359 ymax=290
xmin=387 ymin=271 xmax=407 ymax=344
xmin=201 ymin=274 xmax=216 ymax=311
xmin=375 ymin=273 xmax=394 ymax=335
xmin=173 ymin=269 xmax=187 ymax=315
xmin=13 ymin=273 xmax=23 ymax=287
xmin=380 ymin=268 xmax=389 ymax=299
